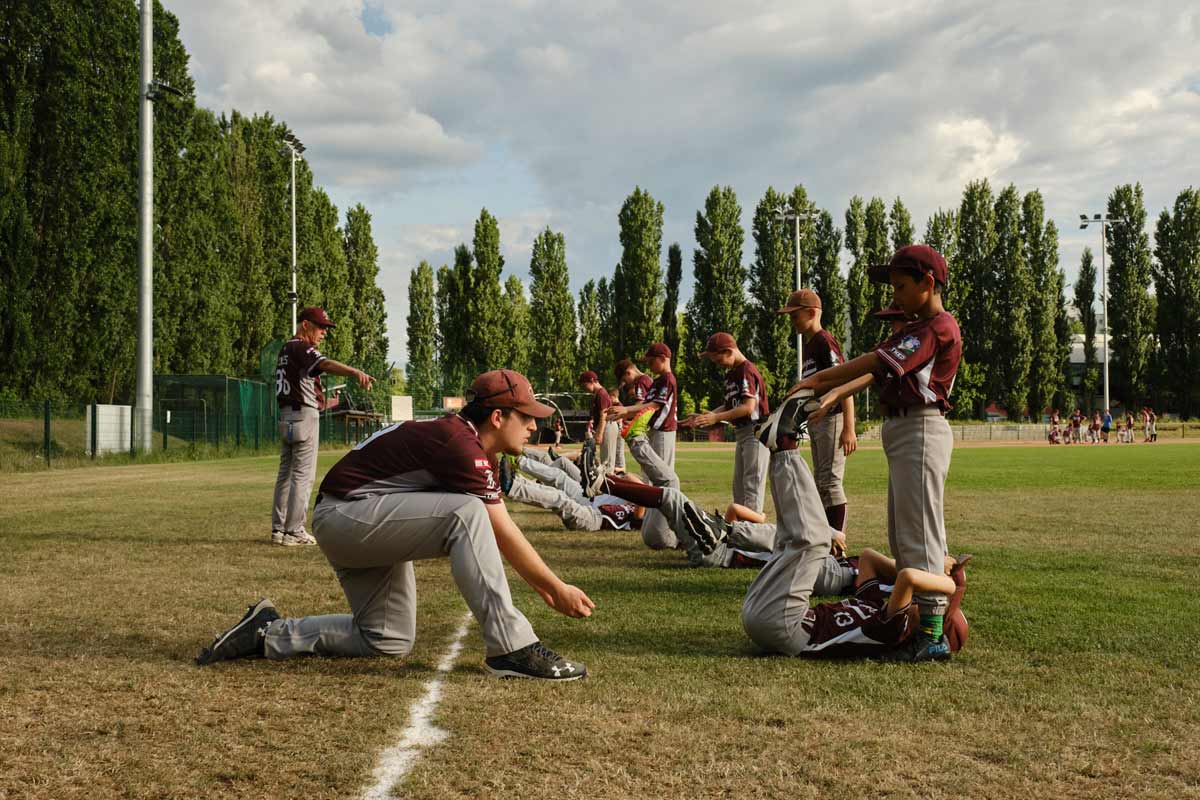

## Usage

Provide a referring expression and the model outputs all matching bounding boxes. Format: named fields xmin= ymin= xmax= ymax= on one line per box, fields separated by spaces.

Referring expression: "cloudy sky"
xmin=169 ymin=0 xmax=1199 ymax=362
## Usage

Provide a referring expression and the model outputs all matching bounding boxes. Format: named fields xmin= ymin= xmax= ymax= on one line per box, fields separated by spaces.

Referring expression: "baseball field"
xmin=2 ymin=441 xmax=1198 ymax=799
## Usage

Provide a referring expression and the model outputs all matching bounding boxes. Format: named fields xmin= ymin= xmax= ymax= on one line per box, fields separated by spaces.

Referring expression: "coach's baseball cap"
xmin=777 ymin=288 xmax=821 ymax=314
xmin=702 ymin=332 xmax=737 ymax=356
xmin=868 ymin=244 xmax=948 ymax=286
xmin=642 ymin=342 xmax=672 ymax=361
xmin=873 ymin=302 xmax=908 ymax=321
xmin=578 ymin=370 xmax=599 ymax=385
xmin=299 ymin=306 xmax=336 ymax=328
xmin=466 ymin=369 xmax=555 ymax=417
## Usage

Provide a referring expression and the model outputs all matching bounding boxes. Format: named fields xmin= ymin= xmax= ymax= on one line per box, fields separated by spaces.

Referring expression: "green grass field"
xmin=2 ymin=442 xmax=1198 ymax=799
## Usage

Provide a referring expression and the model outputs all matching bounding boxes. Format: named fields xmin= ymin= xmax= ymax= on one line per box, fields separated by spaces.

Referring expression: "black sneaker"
xmin=578 ymin=439 xmax=607 ymax=498
xmin=879 ymin=634 xmax=952 ymax=663
xmin=682 ymin=502 xmax=729 ymax=555
xmin=754 ymin=390 xmax=819 ymax=451
xmin=195 ymin=599 xmax=279 ymax=665
xmin=485 ymin=641 xmax=587 ymax=681
xmin=498 ymin=454 xmax=515 ymax=494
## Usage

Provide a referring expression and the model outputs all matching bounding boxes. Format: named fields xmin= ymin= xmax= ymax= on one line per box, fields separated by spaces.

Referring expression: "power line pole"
xmin=135 ymin=0 xmax=153 ymax=452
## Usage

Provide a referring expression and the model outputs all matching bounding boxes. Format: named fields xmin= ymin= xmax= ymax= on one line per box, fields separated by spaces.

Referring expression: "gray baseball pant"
xmin=521 ymin=447 xmax=581 ymax=481
xmin=599 ymin=421 xmax=623 ymax=471
xmin=808 ymin=412 xmax=848 ymax=511
xmin=721 ymin=519 xmax=851 ymax=591
xmin=507 ymin=475 xmax=601 ymax=531
xmin=518 ymin=456 xmax=586 ymax=503
xmin=262 ymin=492 xmax=538 ymax=659
xmin=882 ymin=408 xmax=952 ymax=616
xmin=627 ymin=432 xmax=681 ymax=550
xmin=732 ymin=424 xmax=769 ymax=513
xmin=272 ymin=406 xmax=320 ymax=534
xmin=740 ymin=449 xmax=835 ymax=655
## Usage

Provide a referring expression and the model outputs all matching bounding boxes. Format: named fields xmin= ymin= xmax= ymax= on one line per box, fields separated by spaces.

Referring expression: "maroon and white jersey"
xmin=723 ymin=360 xmax=769 ymax=427
xmin=588 ymin=387 xmax=613 ymax=434
xmin=799 ymin=580 xmax=911 ymax=658
xmin=620 ymin=374 xmax=654 ymax=407
xmin=802 ymin=331 xmax=847 ymax=416
xmin=873 ymin=311 xmax=961 ymax=413
xmin=647 ymin=372 xmax=678 ymax=432
xmin=276 ymin=337 xmax=327 ymax=410
xmin=592 ymin=494 xmax=641 ymax=531
xmin=319 ymin=414 xmax=501 ymax=504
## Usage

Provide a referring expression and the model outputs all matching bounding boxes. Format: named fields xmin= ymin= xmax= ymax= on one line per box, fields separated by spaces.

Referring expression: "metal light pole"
xmin=283 ymin=133 xmax=306 ymax=332
xmin=775 ymin=203 xmax=817 ymax=381
xmin=1079 ymin=213 xmax=1117 ymax=414
xmin=134 ymin=0 xmax=153 ymax=452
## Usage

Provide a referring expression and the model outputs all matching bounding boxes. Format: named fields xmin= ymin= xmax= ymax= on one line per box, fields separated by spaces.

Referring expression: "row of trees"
xmin=408 ymin=182 xmax=1200 ymax=419
xmin=0 ymin=1 xmax=389 ymax=403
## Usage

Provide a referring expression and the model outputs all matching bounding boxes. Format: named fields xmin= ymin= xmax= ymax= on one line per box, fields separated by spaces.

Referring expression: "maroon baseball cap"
xmin=614 ymin=359 xmax=634 ymax=380
xmin=467 ymin=369 xmax=555 ymax=418
xmin=868 ymin=244 xmax=948 ymax=286
xmin=578 ymin=370 xmax=599 ymax=385
xmin=299 ymin=306 xmax=336 ymax=328
xmin=873 ymin=302 xmax=908 ymax=321
xmin=702 ymin=332 xmax=737 ymax=356
xmin=777 ymin=288 xmax=822 ymax=314
xmin=642 ymin=342 xmax=672 ymax=361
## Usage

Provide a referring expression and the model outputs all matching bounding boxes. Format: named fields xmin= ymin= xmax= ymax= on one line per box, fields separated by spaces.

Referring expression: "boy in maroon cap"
xmin=681 ymin=332 xmax=770 ymax=513
xmin=792 ymin=244 xmax=961 ymax=662
xmin=199 ymin=369 xmax=594 ymax=681
xmin=579 ymin=370 xmax=619 ymax=471
xmin=271 ymin=307 xmax=376 ymax=547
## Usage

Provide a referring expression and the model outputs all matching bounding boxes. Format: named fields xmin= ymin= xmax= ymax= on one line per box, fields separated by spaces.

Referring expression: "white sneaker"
xmin=279 ymin=531 xmax=317 ymax=547
xmin=271 ymin=530 xmax=284 ymax=545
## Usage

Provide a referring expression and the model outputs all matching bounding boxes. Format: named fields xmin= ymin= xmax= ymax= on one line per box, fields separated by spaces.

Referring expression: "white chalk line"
xmin=360 ymin=612 xmax=473 ymax=800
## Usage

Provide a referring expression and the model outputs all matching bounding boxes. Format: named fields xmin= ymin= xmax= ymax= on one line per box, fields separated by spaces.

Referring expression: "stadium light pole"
xmin=283 ymin=133 xmax=306 ymax=333
xmin=1079 ymin=212 xmax=1118 ymax=414
xmin=775 ymin=202 xmax=818 ymax=382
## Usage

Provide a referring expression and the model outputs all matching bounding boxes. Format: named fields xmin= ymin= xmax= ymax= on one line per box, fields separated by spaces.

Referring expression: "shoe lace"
xmin=530 ymin=641 xmax=562 ymax=662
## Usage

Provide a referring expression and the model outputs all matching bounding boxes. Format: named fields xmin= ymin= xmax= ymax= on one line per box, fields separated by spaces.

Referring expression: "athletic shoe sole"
xmin=195 ymin=599 xmax=277 ymax=665
xmin=682 ymin=502 xmax=721 ymax=555
xmin=484 ymin=663 xmax=586 ymax=681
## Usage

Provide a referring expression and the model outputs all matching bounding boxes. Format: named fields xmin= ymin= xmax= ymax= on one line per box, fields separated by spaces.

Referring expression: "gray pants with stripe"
xmin=882 ymin=408 xmax=952 ymax=615
xmin=272 ymin=406 xmax=320 ymax=534
xmin=740 ymin=449 xmax=835 ymax=655
xmin=262 ymin=493 xmax=538 ymax=659
xmin=808 ymin=412 xmax=848 ymax=511
xmin=732 ymin=424 xmax=769 ymax=513
xmin=627 ymin=431 xmax=681 ymax=550
xmin=599 ymin=421 xmax=623 ymax=471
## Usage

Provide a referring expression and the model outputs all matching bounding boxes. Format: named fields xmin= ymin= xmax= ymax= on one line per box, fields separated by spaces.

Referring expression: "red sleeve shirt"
xmin=723 ymin=360 xmax=769 ymax=427
xmin=647 ymin=372 xmax=678 ymax=432
xmin=319 ymin=414 xmax=501 ymax=504
xmin=873 ymin=311 xmax=962 ymax=413
xmin=801 ymin=331 xmax=847 ymax=415
xmin=589 ymin=387 xmax=613 ymax=432
xmin=276 ymin=338 xmax=328 ymax=409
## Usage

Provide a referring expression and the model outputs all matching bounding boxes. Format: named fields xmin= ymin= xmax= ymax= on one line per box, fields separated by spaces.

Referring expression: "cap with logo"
xmin=299 ymin=307 xmax=336 ymax=329
xmin=776 ymin=288 xmax=822 ymax=314
xmin=642 ymin=342 xmax=672 ymax=361
xmin=867 ymin=244 xmax=948 ymax=286
xmin=466 ymin=369 xmax=555 ymax=418
xmin=702 ymin=332 xmax=737 ymax=357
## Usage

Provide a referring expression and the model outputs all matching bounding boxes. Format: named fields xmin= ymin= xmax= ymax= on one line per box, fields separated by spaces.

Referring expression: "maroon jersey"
xmin=799 ymin=580 xmax=911 ymax=658
xmin=594 ymin=496 xmax=641 ymax=531
xmin=588 ymin=387 xmax=613 ymax=434
xmin=319 ymin=414 xmax=501 ymax=504
xmin=276 ymin=337 xmax=327 ymax=410
xmin=647 ymin=372 xmax=678 ymax=432
xmin=802 ymin=330 xmax=847 ymax=416
xmin=723 ymin=360 xmax=769 ymax=427
xmin=873 ymin=311 xmax=961 ymax=413
xmin=620 ymin=374 xmax=654 ymax=406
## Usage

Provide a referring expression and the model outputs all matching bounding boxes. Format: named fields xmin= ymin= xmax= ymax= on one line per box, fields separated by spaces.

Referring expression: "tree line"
xmin=0 ymin=1 xmax=389 ymax=405
xmin=408 ymin=182 xmax=1200 ymax=420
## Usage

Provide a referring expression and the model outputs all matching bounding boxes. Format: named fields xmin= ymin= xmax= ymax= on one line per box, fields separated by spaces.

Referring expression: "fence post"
xmin=162 ymin=405 xmax=168 ymax=451
xmin=236 ymin=414 xmax=242 ymax=449
xmin=91 ymin=401 xmax=98 ymax=459
xmin=254 ymin=411 xmax=260 ymax=450
xmin=43 ymin=399 xmax=51 ymax=468
xmin=130 ymin=402 xmax=136 ymax=456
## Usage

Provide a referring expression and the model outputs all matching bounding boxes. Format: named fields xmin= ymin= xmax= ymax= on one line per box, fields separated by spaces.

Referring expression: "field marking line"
xmin=360 ymin=612 xmax=473 ymax=800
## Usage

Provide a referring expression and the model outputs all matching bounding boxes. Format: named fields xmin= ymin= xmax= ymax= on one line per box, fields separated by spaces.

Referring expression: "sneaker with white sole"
xmin=485 ymin=641 xmax=587 ymax=681
xmin=754 ymin=389 xmax=820 ymax=451
xmin=279 ymin=531 xmax=317 ymax=547
xmin=270 ymin=530 xmax=284 ymax=545
xmin=195 ymin=599 xmax=279 ymax=665
xmin=682 ymin=502 xmax=729 ymax=555
xmin=578 ymin=439 xmax=608 ymax=498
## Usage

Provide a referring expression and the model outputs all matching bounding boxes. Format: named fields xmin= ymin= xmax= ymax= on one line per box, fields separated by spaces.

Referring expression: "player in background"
xmin=579 ymin=370 xmax=620 ymax=471
xmin=792 ymin=245 xmax=961 ymax=662
xmin=499 ymin=454 xmax=645 ymax=534
xmin=199 ymin=369 xmax=593 ymax=681
xmin=680 ymin=332 xmax=770 ymax=513
xmin=609 ymin=343 xmax=685 ymax=550
xmin=779 ymin=289 xmax=857 ymax=535
xmin=271 ymin=307 xmax=375 ymax=547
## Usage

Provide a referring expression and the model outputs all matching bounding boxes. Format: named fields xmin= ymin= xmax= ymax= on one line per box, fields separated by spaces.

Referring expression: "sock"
xmin=825 ymin=504 xmax=846 ymax=532
xmin=920 ymin=613 xmax=943 ymax=640
xmin=602 ymin=474 xmax=664 ymax=508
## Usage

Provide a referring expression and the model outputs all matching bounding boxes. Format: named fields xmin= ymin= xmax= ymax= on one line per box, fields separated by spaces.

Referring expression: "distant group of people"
xmin=1048 ymin=407 xmax=1159 ymax=445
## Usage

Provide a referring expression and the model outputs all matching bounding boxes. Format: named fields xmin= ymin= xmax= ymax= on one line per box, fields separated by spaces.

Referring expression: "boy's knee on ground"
xmin=362 ymin=627 xmax=415 ymax=657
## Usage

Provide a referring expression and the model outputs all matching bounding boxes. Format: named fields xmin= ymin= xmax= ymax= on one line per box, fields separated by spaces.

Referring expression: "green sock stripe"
xmin=920 ymin=614 xmax=943 ymax=639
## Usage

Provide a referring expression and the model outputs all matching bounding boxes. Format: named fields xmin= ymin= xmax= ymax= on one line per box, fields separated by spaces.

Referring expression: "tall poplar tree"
xmin=469 ymin=208 xmax=505 ymax=373
xmin=685 ymin=185 xmax=745 ymax=407
xmin=616 ymin=187 xmax=664 ymax=355
xmin=344 ymin=204 xmax=388 ymax=380
xmin=844 ymin=196 xmax=870 ymax=357
xmin=577 ymin=279 xmax=605 ymax=375
xmin=1075 ymin=248 xmax=1099 ymax=411
xmin=1022 ymin=191 xmax=1059 ymax=421
xmin=748 ymin=187 xmax=796 ymax=399
xmin=405 ymin=262 xmax=437 ymax=409
xmin=991 ymin=184 xmax=1032 ymax=419
xmin=501 ymin=275 xmax=530 ymax=376
xmin=889 ymin=198 xmax=914 ymax=250
xmin=956 ymin=180 xmax=998 ymax=417
xmin=859 ymin=197 xmax=891 ymax=354
xmin=661 ymin=243 xmax=683 ymax=358
xmin=1052 ymin=267 xmax=1074 ymax=411
xmin=1106 ymin=183 xmax=1154 ymax=407
xmin=528 ymin=227 xmax=576 ymax=391
xmin=1151 ymin=189 xmax=1200 ymax=418
xmin=596 ymin=276 xmax=616 ymax=367
xmin=811 ymin=210 xmax=848 ymax=345
xmin=923 ymin=209 xmax=960 ymax=309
